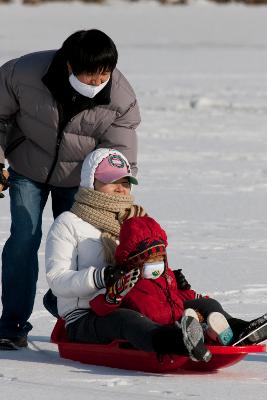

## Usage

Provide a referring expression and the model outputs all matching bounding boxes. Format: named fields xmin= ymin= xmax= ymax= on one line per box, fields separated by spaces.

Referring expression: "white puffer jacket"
xmin=45 ymin=211 xmax=106 ymax=324
xmin=45 ymin=148 xmax=134 ymax=325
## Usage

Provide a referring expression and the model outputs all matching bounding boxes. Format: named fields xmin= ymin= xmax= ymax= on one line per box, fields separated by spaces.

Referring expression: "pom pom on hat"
xmin=115 ymin=216 xmax=167 ymax=269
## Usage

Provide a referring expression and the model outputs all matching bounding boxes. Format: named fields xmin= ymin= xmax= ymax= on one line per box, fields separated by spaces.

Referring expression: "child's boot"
xmin=180 ymin=315 xmax=212 ymax=362
xmin=206 ymin=312 xmax=233 ymax=345
xmin=183 ymin=308 xmax=199 ymax=321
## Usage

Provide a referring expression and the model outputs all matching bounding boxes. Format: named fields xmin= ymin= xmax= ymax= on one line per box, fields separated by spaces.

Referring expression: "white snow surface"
xmin=0 ymin=1 xmax=267 ymax=399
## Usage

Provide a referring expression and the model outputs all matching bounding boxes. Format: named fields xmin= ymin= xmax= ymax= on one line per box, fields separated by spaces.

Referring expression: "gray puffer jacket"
xmin=0 ymin=50 xmax=140 ymax=187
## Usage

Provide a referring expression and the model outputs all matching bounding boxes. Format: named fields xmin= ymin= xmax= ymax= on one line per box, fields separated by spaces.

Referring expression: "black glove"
xmin=93 ymin=265 xmax=125 ymax=289
xmin=173 ymin=268 xmax=191 ymax=290
xmin=104 ymin=265 xmax=125 ymax=287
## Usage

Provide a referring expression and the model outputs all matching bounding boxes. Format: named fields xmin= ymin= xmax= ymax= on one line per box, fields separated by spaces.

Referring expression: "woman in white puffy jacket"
xmin=45 ymin=148 xmax=211 ymax=361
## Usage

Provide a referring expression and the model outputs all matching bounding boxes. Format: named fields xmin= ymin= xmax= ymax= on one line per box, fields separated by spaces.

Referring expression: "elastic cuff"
xmin=93 ymin=267 xmax=106 ymax=289
xmin=105 ymin=293 xmax=122 ymax=305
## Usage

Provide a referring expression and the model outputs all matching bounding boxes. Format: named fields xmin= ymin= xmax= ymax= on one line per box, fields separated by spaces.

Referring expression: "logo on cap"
xmin=108 ymin=154 xmax=129 ymax=172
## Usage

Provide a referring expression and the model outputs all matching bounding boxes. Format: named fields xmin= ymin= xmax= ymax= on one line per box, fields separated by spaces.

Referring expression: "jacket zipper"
xmin=45 ymin=131 xmax=63 ymax=184
xmin=154 ymin=277 xmax=177 ymax=324
xmin=45 ymin=102 xmax=66 ymax=184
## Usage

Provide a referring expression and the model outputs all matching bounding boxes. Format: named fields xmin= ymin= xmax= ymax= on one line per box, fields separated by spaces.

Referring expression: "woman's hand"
xmin=104 ymin=265 xmax=125 ymax=287
xmin=93 ymin=265 xmax=125 ymax=290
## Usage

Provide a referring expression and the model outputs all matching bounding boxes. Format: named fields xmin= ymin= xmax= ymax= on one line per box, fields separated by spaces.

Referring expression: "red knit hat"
xmin=115 ymin=216 xmax=168 ymax=270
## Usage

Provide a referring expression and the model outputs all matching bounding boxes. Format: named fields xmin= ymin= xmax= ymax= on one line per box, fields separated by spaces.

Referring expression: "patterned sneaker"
xmin=206 ymin=312 xmax=233 ymax=346
xmin=184 ymin=308 xmax=199 ymax=321
xmin=181 ymin=315 xmax=212 ymax=362
xmin=233 ymin=313 xmax=267 ymax=346
xmin=0 ymin=335 xmax=28 ymax=350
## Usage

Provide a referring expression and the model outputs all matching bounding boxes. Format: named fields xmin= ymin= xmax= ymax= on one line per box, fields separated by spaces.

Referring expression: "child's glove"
xmin=173 ymin=268 xmax=191 ymax=290
xmin=105 ymin=268 xmax=140 ymax=304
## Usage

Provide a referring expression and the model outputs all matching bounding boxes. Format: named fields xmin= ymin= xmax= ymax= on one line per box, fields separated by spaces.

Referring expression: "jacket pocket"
xmin=4 ymin=136 xmax=26 ymax=157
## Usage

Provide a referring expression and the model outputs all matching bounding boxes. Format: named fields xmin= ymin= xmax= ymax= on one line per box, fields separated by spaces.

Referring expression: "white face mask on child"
xmin=69 ymin=74 xmax=110 ymax=98
xmin=142 ymin=261 xmax=165 ymax=280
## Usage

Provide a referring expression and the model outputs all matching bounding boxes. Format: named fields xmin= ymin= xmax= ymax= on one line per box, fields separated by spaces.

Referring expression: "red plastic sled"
xmin=51 ymin=319 xmax=266 ymax=373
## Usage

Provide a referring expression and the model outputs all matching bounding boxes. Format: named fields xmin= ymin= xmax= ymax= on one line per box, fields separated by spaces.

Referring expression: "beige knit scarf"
xmin=71 ymin=187 xmax=147 ymax=264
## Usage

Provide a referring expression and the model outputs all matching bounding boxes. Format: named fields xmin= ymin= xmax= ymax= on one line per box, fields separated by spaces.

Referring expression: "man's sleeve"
xmin=0 ymin=59 xmax=19 ymax=164
xmin=97 ymin=100 xmax=141 ymax=176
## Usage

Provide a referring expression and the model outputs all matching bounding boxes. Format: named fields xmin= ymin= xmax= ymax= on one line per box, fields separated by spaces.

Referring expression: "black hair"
xmin=61 ymin=29 xmax=118 ymax=75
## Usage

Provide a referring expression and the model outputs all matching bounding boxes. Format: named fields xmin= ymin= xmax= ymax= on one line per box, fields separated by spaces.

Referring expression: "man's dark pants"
xmin=0 ymin=168 xmax=77 ymax=338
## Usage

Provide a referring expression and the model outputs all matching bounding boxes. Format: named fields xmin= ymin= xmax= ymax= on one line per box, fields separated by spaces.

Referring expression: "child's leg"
xmin=184 ymin=297 xmax=232 ymax=320
xmin=184 ymin=298 xmax=251 ymax=343
xmin=184 ymin=298 xmax=235 ymax=345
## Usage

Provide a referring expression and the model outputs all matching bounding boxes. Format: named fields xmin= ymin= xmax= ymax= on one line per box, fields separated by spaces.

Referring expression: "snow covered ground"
xmin=0 ymin=1 xmax=266 ymax=399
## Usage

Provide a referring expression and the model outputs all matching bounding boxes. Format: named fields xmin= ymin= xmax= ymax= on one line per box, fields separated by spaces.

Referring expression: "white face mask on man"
xmin=141 ymin=261 xmax=165 ymax=280
xmin=69 ymin=74 xmax=110 ymax=98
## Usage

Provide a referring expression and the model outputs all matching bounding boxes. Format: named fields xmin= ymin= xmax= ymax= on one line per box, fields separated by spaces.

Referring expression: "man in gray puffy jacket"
xmin=0 ymin=29 xmax=140 ymax=349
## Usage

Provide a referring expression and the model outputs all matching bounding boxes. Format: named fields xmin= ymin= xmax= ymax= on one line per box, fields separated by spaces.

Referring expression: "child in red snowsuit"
xmin=91 ymin=216 xmax=198 ymax=325
xmin=90 ymin=216 xmax=267 ymax=347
